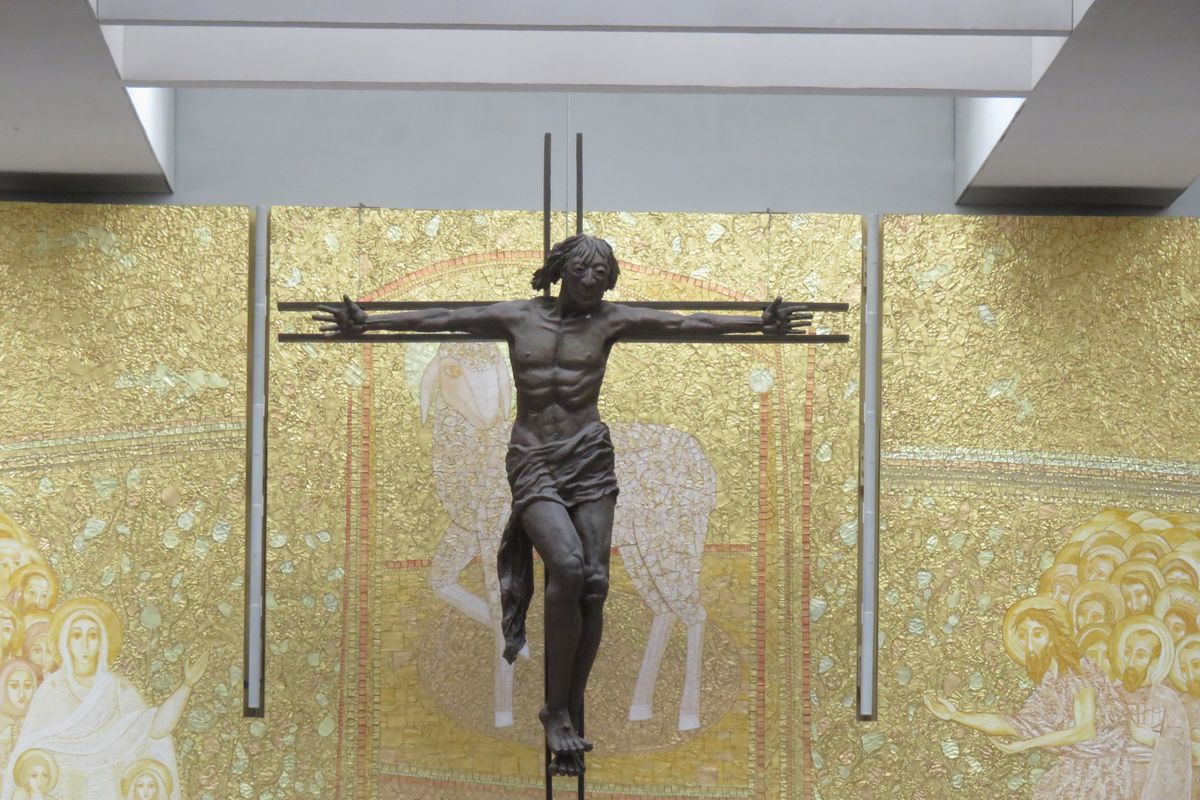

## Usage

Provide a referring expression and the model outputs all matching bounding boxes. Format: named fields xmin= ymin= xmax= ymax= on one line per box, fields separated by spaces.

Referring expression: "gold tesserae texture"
xmin=268 ymin=208 xmax=862 ymax=799
xmin=11 ymin=206 xmax=1192 ymax=800
xmin=0 ymin=203 xmax=273 ymax=799
xmin=816 ymin=215 xmax=1200 ymax=800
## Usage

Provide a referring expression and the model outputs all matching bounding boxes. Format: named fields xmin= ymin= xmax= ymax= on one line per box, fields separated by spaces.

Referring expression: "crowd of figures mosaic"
xmin=926 ymin=508 xmax=1200 ymax=799
xmin=0 ymin=509 xmax=202 ymax=799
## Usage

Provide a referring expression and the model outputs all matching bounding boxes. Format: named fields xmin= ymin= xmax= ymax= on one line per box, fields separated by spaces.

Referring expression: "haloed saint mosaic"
xmin=838 ymin=215 xmax=1200 ymax=800
xmin=0 ymin=203 xmax=271 ymax=800
xmin=925 ymin=508 xmax=1200 ymax=799
xmin=0 ymin=507 xmax=207 ymax=800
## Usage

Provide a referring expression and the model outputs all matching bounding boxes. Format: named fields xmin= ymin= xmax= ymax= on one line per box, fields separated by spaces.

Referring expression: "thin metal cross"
xmin=278 ymin=133 xmax=849 ymax=799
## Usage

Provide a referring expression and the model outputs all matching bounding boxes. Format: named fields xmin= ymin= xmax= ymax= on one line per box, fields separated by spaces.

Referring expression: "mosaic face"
xmin=1076 ymin=598 xmax=1109 ymax=630
xmin=1179 ymin=643 xmax=1200 ymax=696
xmin=5 ymin=667 xmax=34 ymax=711
xmin=1120 ymin=578 xmax=1153 ymax=614
xmin=133 ymin=773 xmax=161 ymax=800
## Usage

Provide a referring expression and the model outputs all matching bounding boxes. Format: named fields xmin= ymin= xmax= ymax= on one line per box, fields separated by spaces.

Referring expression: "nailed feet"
xmin=540 ymin=705 xmax=592 ymax=776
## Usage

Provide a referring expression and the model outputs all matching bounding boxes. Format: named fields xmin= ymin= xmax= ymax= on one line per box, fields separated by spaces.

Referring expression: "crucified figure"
xmin=313 ymin=234 xmax=811 ymax=776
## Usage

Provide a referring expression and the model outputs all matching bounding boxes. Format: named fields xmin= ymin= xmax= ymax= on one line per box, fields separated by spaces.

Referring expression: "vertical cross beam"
xmin=543 ymin=131 xmax=555 ymax=799
xmin=540 ymin=130 xmax=590 ymax=799
xmin=574 ymin=131 xmax=586 ymax=800
xmin=540 ymin=131 xmax=588 ymax=798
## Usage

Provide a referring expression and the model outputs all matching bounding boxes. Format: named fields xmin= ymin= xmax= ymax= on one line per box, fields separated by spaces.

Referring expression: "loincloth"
xmin=497 ymin=421 xmax=619 ymax=663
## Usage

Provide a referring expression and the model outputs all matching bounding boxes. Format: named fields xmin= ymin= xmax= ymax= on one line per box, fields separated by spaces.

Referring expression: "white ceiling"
xmin=4 ymin=0 xmax=1200 ymax=205
xmin=95 ymin=0 xmax=1074 ymax=34
xmin=96 ymin=0 xmax=1072 ymax=94
xmin=112 ymin=27 xmax=1052 ymax=95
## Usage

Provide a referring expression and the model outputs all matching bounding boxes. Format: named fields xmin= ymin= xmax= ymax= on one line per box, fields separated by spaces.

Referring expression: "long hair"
xmin=1022 ymin=607 xmax=1083 ymax=679
xmin=531 ymin=235 xmax=620 ymax=294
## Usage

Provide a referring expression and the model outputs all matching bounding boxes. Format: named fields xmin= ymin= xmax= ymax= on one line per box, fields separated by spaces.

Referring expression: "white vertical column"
xmin=857 ymin=213 xmax=882 ymax=720
xmin=245 ymin=205 xmax=269 ymax=714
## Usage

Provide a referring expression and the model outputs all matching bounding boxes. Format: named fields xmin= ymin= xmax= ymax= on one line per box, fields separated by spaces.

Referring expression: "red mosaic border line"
xmin=356 ymin=343 xmax=375 ymax=794
xmin=800 ymin=348 xmax=817 ymax=800
xmin=754 ymin=396 xmax=771 ymax=800
xmin=772 ymin=351 xmax=795 ymax=800
xmin=335 ymin=393 xmax=353 ymax=800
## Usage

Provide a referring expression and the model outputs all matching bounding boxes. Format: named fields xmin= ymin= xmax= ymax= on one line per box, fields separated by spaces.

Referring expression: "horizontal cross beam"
xmin=277 ymin=299 xmax=852 ymax=344
xmin=279 ymin=331 xmax=850 ymax=344
xmin=278 ymin=300 xmax=851 ymax=312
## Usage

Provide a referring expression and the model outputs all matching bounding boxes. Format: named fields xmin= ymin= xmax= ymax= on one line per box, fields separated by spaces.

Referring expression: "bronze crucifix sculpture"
xmin=292 ymin=232 xmax=845 ymax=779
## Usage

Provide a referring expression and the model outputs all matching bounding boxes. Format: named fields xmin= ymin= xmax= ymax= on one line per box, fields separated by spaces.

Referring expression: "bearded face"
xmin=1018 ymin=617 xmax=1053 ymax=682
xmin=1121 ymin=630 xmax=1162 ymax=691
xmin=1120 ymin=579 xmax=1153 ymax=614
xmin=1180 ymin=645 xmax=1200 ymax=697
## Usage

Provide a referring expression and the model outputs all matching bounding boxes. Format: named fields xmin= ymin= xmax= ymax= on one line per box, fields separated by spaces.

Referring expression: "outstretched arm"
xmin=151 ymin=651 xmax=208 ymax=738
xmin=313 ymin=296 xmax=514 ymax=337
xmin=990 ymin=686 xmax=1096 ymax=753
xmin=924 ymin=691 xmax=1018 ymax=737
xmin=615 ymin=297 xmax=812 ymax=338
xmin=925 ymin=686 xmax=1098 ymax=749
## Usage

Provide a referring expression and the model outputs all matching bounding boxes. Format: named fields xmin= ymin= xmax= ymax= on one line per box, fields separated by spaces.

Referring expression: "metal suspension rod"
xmin=543 ymin=132 xmax=552 ymax=298
xmin=575 ymin=132 xmax=583 ymax=236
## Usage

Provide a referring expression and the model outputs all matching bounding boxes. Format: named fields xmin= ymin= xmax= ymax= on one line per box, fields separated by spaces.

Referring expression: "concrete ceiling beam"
xmin=111 ymin=26 xmax=1049 ymax=95
xmin=97 ymin=0 xmax=1074 ymax=35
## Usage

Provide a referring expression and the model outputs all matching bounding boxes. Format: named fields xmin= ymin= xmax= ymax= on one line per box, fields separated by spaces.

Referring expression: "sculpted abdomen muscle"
xmin=508 ymin=303 xmax=613 ymax=443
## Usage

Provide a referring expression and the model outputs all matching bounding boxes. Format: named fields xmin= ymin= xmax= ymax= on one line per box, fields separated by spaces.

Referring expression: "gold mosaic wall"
xmin=16 ymin=204 xmax=1193 ymax=800
xmin=0 ymin=203 xmax=269 ymax=799
xmin=268 ymin=208 xmax=862 ymax=799
xmin=818 ymin=215 xmax=1200 ymax=800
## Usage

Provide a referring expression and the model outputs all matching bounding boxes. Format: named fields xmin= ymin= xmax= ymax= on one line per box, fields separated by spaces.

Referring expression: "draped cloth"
xmin=1006 ymin=659 xmax=1133 ymax=800
xmin=1 ymin=609 xmax=180 ymax=800
xmin=1124 ymin=683 xmax=1193 ymax=800
xmin=497 ymin=421 xmax=619 ymax=663
xmin=1 ymin=670 xmax=180 ymax=800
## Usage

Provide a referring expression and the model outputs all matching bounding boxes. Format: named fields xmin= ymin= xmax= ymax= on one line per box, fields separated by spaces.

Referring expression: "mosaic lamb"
xmin=421 ymin=341 xmax=715 ymax=731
